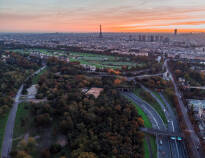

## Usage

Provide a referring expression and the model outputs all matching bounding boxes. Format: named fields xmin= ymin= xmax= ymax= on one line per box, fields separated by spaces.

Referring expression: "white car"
xmin=160 ymin=140 xmax=163 ymax=145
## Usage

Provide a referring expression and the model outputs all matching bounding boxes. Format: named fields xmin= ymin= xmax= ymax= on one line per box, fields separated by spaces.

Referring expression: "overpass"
xmin=186 ymin=86 xmax=205 ymax=90
xmin=140 ymin=127 xmax=183 ymax=138
xmin=126 ymin=73 xmax=163 ymax=81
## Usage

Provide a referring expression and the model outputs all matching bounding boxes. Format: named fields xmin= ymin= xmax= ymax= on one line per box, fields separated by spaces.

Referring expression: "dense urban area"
xmin=0 ymin=32 xmax=205 ymax=158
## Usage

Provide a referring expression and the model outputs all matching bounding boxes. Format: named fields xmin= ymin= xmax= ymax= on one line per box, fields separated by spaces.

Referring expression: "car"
xmin=170 ymin=136 xmax=176 ymax=140
xmin=160 ymin=140 xmax=163 ymax=145
xmin=177 ymin=137 xmax=182 ymax=141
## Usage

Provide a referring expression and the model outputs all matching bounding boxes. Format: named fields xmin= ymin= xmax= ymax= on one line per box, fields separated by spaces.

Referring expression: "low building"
xmin=188 ymin=99 xmax=205 ymax=138
xmin=81 ymin=64 xmax=96 ymax=72
xmin=86 ymin=88 xmax=103 ymax=98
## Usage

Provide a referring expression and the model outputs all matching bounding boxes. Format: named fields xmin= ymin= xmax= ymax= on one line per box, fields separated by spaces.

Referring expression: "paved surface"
xmin=127 ymin=73 xmax=163 ymax=81
xmin=140 ymin=127 xmax=182 ymax=137
xmin=1 ymin=85 xmax=23 ymax=158
xmin=187 ymin=86 xmax=205 ymax=90
xmin=122 ymin=92 xmax=171 ymax=158
xmin=165 ymin=59 xmax=202 ymax=158
xmin=141 ymin=85 xmax=188 ymax=158
xmin=159 ymin=93 xmax=188 ymax=158
xmin=1 ymin=66 xmax=46 ymax=158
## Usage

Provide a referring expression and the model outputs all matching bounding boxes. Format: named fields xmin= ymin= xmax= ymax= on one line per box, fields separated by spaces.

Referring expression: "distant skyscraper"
xmin=174 ymin=29 xmax=178 ymax=35
xmin=139 ymin=35 xmax=142 ymax=41
xmin=142 ymin=35 xmax=146 ymax=41
xmin=155 ymin=35 xmax=159 ymax=41
xmin=150 ymin=35 xmax=154 ymax=42
xmin=159 ymin=36 xmax=163 ymax=41
xmin=99 ymin=24 xmax=103 ymax=38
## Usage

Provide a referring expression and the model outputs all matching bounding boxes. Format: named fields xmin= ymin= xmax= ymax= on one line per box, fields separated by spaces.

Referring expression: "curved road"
xmin=122 ymin=92 xmax=171 ymax=158
xmin=141 ymin=85 xmax=188 ymax=158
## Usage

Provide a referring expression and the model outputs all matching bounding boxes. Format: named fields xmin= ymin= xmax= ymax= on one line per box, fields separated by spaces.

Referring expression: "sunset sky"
xmin=0 ymin=0 xmax=205 ymax=33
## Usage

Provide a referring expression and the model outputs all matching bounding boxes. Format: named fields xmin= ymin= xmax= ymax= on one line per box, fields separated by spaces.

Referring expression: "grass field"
xmin=0 ymin=112 xmax=9 ymax=156
xmin=32 ymin=67 xmax=47 ymax=84
xmin=13 ymin=102 xmax=29 ymax=139
xmin=130 ymin=100 xmax=152 ymax=128
xmin=152 ymin=91 xmax=167 ymax=108
xmin=150 ymin=136 xmax=157 ymax=158
xmin=130 ymin=100 xmax=153 ymax=158
xmin=143 ymin=139 xmax=149 ymax=158
xmin=8 ymin=49 xmax=145 ymax=69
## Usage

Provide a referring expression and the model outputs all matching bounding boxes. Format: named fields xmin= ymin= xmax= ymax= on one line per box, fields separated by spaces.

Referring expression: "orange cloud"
xmin=0 ymin=5 xmax=205 ymax=33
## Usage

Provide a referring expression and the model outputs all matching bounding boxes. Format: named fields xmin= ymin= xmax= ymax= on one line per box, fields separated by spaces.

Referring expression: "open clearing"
xmin=9 ymin=49 xmax=147 ymax=69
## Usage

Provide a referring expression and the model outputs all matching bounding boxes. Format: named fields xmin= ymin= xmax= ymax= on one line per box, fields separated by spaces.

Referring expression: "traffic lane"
xmin=141 ymin=86 xmax=169 ymax=120
xmin=159 ymin=93 xmax=180 ymax=133
xmin=165 ymin=60 xmax=201 ymax=158
xmin=123 ymin=92 xmax=171 ymax=158
xmin=128 ymin=92 xmax=166 ymax=130
xmin=123 ymin=92 xmax=160 ymax=129
xmin=158 ymin=137 xmax=171 ymax=158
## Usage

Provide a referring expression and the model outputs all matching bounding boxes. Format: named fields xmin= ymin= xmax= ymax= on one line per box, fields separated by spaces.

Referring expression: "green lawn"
xmin=13 ymin=103 xmax=28 ymax=138
xmin=125 ymin=96 xmax=156 ymax=158
xmin=0 ymin=112 xmax=10 ymax=156
xmin=9 ymin=49 xmax=145 ymax=70
xmin=150 ymin=136 xmax=157 ymax=158
xmin=12 ymin=102 xmax=30 ymax=148
xmin=32 ymin=67 xmax=47 ymax=84
xmin=152 ymin=91 xmax=166 ymax=108
xmin=130 ymin=100 xmax=152 ymax=128
xmin=143 ymin=139 xmax=149 ymax=158
xmin=143 ymin=135 xmax=157 ymax=158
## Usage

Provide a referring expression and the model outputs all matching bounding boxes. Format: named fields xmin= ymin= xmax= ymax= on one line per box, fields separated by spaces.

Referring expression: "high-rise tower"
xmin=174 ymin=29 xmax=178 ymax=35
xmin=99 ymin=24 xmax=103 ymax=38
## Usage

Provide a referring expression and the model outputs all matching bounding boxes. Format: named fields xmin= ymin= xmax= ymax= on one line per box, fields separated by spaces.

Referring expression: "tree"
xmin=16 ymin=151 xmax=32 ymax=158
xmin=78 ymin=152 xmax=97 ymax=158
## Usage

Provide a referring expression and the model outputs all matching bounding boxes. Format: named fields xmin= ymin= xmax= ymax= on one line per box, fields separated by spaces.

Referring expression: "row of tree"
xmin=11 ymin=57 xmax=145 ymax=158
xmin=0 ymin=52 xmax=40 ymax=116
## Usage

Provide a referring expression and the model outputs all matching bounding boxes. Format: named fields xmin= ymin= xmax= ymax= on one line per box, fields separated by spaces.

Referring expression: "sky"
xmin=0 ymin=0 xmax=205 ymax=33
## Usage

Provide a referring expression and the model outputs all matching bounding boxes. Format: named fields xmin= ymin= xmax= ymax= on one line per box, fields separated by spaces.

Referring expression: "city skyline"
xmin=0 ymin=0 xmax=205 ymax=33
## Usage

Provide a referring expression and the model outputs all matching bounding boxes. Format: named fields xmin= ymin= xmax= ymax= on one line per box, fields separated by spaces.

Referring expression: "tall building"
xmin=139 ymin=35 xmax=142 ymax=41
xmin=174 ymin=29 xmax=178 ymax=35
xmin=150 ymin=35 xmax=154 ymax=42
xmin=155 ymin=35 xmax=159 ymax=41
xmin=99 ymin=24 xmax=103 ymax=38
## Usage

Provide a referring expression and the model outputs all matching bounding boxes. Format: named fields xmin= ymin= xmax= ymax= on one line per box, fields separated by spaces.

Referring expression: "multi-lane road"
xmin=123 ymin=87 xmax=188 ymax=158
xmin=141 ymin=85 xmax=188 ymax=158
xmin=123 ymin=92 xmax=171 ymax=158
xmin=165 ymin=59 xmax=202 ymax=158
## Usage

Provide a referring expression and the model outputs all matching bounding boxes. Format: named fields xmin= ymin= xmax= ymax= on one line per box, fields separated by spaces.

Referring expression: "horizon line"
xmin=0 ymin=31 xmax=204 ymax=34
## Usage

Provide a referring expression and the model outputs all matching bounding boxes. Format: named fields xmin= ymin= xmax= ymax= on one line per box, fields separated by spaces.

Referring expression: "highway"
xmin=160 ymin=93 xmax=188 ymax=158
xmin=141 ymin=85 xmax=188 ymax=158
xmin=186 ymin=86 xmax=205 ymax=90
xmin=122 ymin=92 xmax=171 ymax=158
xmin=165 ymin=59 xmax=202 ymax=158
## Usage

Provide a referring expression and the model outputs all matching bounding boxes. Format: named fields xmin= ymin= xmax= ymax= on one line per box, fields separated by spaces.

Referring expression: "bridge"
xmin=126 ymin=73 xmax=163 ymax=81
xmin=140 ymin=127 xmax=183 ymax=138
xmin=186 ymin=86 xmax=205 ymax=90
